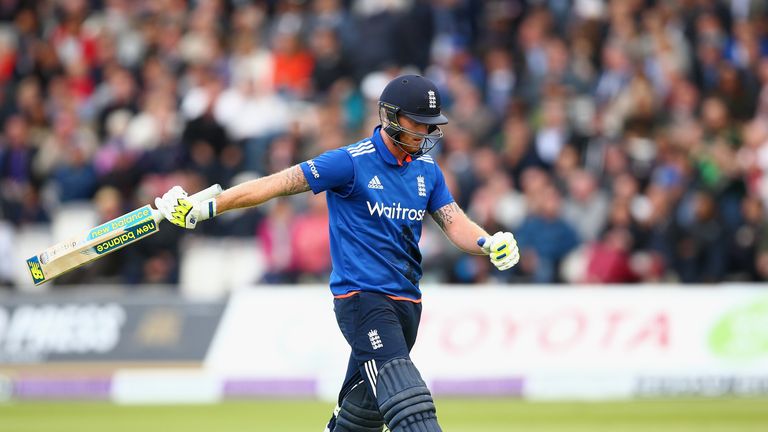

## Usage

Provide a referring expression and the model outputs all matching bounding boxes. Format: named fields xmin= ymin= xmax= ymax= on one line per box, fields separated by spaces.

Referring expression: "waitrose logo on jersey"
xmin=367 ymin=201 xmax=426 ymax=221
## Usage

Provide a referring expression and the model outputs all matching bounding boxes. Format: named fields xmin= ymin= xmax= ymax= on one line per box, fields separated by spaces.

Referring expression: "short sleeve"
xmin=300 ymin=149 xmax=355 ymax=195
xmin=427 ymin=164 xmax=455 ymax=213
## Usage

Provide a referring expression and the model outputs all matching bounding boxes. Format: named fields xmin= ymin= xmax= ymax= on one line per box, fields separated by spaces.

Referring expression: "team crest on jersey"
xmin=427 ymin=90 xmax=436 ymax=109
xmin=417 ymin=176 xmax=426 ymax=197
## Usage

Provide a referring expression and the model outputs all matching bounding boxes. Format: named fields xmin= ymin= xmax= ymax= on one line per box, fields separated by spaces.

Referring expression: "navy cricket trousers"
xmin=333 ymin=290 xmax=422 ymax=401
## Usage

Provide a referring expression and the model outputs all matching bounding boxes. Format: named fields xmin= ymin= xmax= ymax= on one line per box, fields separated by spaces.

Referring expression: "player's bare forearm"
xmin=431 ymin=202 xmax=489 ymax=255
xmin=215 ymin=165 xmax=310 ymax=214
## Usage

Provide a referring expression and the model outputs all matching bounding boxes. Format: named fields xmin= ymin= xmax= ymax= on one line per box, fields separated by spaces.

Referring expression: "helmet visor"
xmin=401 ymin=111 xmax=449 ymax=126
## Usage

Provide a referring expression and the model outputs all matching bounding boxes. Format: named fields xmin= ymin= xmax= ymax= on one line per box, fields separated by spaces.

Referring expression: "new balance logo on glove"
xmin=368 ymin=176 xmax=384 ymax=190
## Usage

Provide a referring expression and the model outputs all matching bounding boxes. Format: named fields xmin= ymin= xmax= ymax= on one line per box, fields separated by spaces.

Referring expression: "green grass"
xmin=1 ymin=398 xmax=767 ymax=432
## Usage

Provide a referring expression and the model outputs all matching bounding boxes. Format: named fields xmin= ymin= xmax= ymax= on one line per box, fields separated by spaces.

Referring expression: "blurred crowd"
xmin=1 ymin=0 xmax=768 ymax=288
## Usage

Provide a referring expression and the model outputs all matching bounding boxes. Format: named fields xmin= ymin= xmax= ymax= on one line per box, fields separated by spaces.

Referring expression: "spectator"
xmin=271 ymin=29 xmax=314 ymax=98
xmin=0 ymin=115 xmax=46 ymax=225
xmin=515 ymin=185 xmax=580 ymax=283
xmin=34 ymin=110 xmax=97 ymax=180
xmin=483 ymin=47 xmax=516 ymax=116
xmin=584 ymin=227 xmax=639 ymax=284
xmin=445 ymin=73 xmax=497 ymax=141
xmin=674 ymin=191 xmax=728 ymax=282
xmin=532 ymin=97 xmax=570 ymax=167
xmin=0 ymin=115 xmax=36 ymax=185
xmin=562 ymin=169 xmax=609 ymax=242
xmin=728 ymin=195 xmax=767 ymax=280
xmin=290 ymin=192 xmax=331 ymax=281
xmin=258 ymin=198 xmax=297 ymax=284
xmin=309 ymin=26 xmax=351 ymax=96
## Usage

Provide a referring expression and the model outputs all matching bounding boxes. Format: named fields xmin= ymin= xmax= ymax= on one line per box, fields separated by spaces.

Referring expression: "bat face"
xmin=26 ymin=205 xmax=160 ymax=285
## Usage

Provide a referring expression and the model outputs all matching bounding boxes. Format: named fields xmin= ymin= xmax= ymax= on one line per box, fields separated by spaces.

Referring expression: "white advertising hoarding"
xmin=413 ymin=287 xmax=768 ymax=375
xmin=204 ymin=287 xmax=350 ymax=399
xmin=205 ymin=286 xmax=768 ymax=399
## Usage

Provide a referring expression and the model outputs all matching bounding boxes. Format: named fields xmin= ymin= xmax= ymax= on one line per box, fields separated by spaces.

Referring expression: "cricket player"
xmin=155 ymin=75 xmax=519 ymax=432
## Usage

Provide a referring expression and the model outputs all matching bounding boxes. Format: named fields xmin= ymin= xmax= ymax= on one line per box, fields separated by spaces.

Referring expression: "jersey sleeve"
xmin=427 ymin=163 xmax=455 ymax=213
xmin=299 ymin=148 xmax=355 ymax=195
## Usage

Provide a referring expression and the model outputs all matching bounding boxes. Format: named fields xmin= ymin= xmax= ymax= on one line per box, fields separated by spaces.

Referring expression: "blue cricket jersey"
xmin=299 ymin=126 xmax=454 ymax=301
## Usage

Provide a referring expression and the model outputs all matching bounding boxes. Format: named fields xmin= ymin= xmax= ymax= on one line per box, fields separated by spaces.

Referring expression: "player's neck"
xmin=379 ymin=128 xmax=411 ymax=164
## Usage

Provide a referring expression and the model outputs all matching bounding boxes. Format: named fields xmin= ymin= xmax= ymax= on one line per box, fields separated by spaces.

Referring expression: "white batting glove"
xmin=154 ymin=186 xmax=216 ymax=229
xmin=477 ymin=231 xmax=520 ymax=271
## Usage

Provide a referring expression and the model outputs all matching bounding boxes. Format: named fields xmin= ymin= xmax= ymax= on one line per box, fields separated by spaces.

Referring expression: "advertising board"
xmin=206 ymin=286 xmax=768 ymax=398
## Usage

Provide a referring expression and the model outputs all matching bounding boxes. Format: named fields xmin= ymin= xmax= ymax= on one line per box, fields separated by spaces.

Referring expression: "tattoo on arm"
xmin=280 ymin=165 xmax=311 ymax=196
xmin=431 ymin=202 xmax=461 ymax=231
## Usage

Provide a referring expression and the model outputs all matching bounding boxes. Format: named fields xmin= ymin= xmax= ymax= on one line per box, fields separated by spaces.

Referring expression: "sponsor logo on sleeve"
xmin=307 ymin=159 xmax=320 ymax=179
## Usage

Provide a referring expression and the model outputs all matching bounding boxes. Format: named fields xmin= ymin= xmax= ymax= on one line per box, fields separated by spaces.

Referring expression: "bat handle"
xmin=190 ymin=183 xmax=223 ymax=201
xmin=152 ymin=184 xmax=223 ymax=223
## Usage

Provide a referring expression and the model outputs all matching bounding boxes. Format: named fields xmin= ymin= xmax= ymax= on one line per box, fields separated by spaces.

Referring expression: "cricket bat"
xmin=25 ymin=184 xmax=223 ymax=285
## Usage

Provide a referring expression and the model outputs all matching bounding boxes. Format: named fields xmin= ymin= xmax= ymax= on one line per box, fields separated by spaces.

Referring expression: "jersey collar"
xmin=372 ymin=125 xmax=412 ymax=167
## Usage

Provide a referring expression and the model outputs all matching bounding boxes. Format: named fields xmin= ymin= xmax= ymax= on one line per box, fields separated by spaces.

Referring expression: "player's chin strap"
xmin=375 ymin=358 xmax=442 ymax=432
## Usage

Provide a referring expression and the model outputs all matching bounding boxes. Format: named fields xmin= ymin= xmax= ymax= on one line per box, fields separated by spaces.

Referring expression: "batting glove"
xmin=154 ymin=186 xmax=217 ymax=229
xmin=477 ymin=231 xmax=520 ymax=271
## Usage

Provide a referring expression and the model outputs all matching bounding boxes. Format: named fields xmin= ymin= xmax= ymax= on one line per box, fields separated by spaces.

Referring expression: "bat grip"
xmin=190 ymin=183 xmax=223 ymax=201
